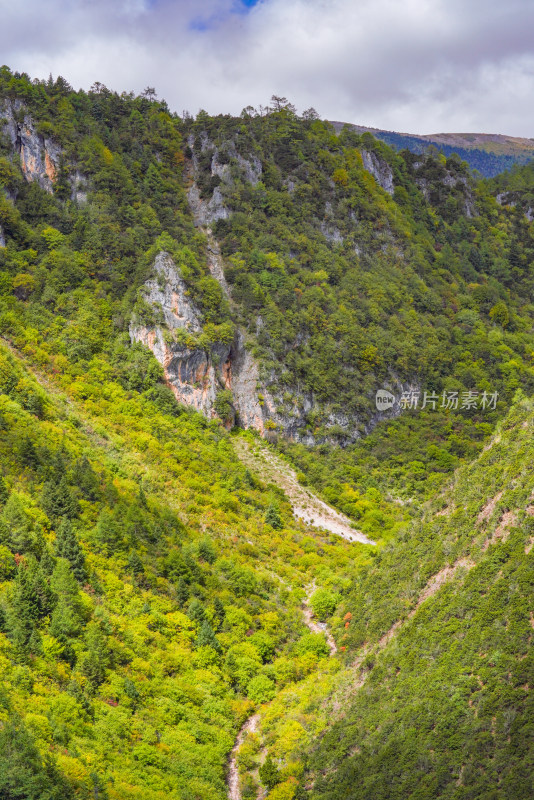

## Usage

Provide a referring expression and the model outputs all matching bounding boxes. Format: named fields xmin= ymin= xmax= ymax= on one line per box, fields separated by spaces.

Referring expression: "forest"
xmin=0 ymin=67 xmax=532 ymax=799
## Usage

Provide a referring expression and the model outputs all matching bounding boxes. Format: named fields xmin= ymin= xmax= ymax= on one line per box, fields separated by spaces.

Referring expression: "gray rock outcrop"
xmin=361 ymin=150 xmax=395 ymax=195
xmin=129 ymin=251 xmax=269 ymax=431
xmin=0 ymin=101 xmax=61 ymax=193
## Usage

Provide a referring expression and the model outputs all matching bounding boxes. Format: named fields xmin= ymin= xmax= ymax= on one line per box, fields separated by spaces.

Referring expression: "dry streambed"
xmin=233 ymin=437 xmax=375 ymax=545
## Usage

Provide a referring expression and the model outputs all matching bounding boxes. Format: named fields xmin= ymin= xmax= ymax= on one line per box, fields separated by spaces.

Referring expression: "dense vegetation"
xmin=356 ymin=128 xmax=533 ymax=178
xmin=297 ymin=395 xmax=534 ymax=800
xmin=0 ymin=68 xmax=532 ymax=799
xmin=187 ymin=103 xmax=534 ymax=501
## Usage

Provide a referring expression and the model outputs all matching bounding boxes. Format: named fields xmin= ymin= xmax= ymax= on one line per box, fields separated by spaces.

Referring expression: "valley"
xmin=0 ymin=67 xmax=532 ymax=799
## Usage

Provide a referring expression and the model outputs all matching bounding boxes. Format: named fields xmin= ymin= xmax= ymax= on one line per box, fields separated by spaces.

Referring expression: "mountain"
xmin=0 ymin=68 xmax=533 ymax=799
xmin=330 ymin=121 xmax=534 ymax=178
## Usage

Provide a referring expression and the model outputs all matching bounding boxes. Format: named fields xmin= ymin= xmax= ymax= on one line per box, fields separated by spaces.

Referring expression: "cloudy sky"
xmin=1 ymin=0 xmax=534 ymax=136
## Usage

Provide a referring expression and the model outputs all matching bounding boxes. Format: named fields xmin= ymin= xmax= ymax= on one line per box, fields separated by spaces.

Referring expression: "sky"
xmin=1 ymin=0 xmax=534 ymax=136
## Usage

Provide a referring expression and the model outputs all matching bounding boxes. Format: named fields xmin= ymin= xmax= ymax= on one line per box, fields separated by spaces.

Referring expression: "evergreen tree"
xmin=8 ymin=563 xmax=41 ymax=654
xmin=0 ymin=476 xmax=9 ymax=506
xmin=187 ymin=598 xmax=206 ymax=624
xmin=128 ymin=550 xmax=144 ymax=577
xmin=176 ymin=577 xmax=189 ymax=607
xmin=259 ymin=755 xmax=281 ymax=791
xmin=213 ymin=597 xmax=225 ymax=630
xmin=195 ymin=620 xmax=221 ymax=653
xmin=54 ymin=519 xmax=87 ymax=583
xmin=41 ymin=476 xmax=79 ymax=521
xmin=18 ymin=437 xmax=39 ymax=468
xmin=80 ymin=622 xmax=110 ymax=689
xmin=0 ymin=718 xmax=74 ymax=799
xmin=265 ymin=502 xmax=283 ymax=530
xmin=73 ymin=456 xmax=100 ymax=501
xmin=198 ymin=537 xmax=216 ymax=564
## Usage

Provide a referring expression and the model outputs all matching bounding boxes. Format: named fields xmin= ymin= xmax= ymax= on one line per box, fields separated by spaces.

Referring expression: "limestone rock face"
xmin=130 ymin=252 xmax=267 ymax=429
xmin=0 ymin=101 xmax=61 ymax=194
xmin=186 ymin=133 xmax=262 ymax=226
xmin=361 ymin=150 xmax=395 ymax=195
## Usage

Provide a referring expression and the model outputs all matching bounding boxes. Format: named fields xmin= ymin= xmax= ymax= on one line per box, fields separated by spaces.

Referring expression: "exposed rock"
xmin=361 ymin=150 xmax=395 ymax=195
xmin=496 ymin=191 xmax=534 ymax=221
xmin=0 ymin=101 xmax=61 ymax=193
xmin=205 ymin=236 xmax=231 ymax=298
xmin=320 ymin=220 xmax=344 ymax=244
xmin=140 ymin=251 xmax=203 ymax=333
xmin=186 ymin=132 xmax=262 ymax=226
xmin=229 ymin=329 xmax=268 ymax=433
xmin=130 ymin=251 xmax=269 ymax=430
xmin=187 ymin=182 xmax=230 ymax=226
xmin=70 ymin=170 xmax=88 ymax=204
xmin=130 ymin=253 xmax=230 ymax=419
xmin=0 ymin=224 xmax=5 ymax=248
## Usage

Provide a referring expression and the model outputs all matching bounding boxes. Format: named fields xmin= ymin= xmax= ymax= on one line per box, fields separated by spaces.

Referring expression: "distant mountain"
xmin=330 ymin=121 xmax=534 ymax=178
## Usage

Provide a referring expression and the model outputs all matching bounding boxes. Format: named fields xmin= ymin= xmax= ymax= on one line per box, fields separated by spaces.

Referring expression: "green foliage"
xmin=0 ymin=718 xmax=74 ymax=800
xmin=0 ymin=67 xmax=532 ymax=800
xmin=259 ymin=754 xmax=281 ymax=791
xmin=309 ymin=589 xmax=338 ymax=621
xmin=265 ymin=502 xmax=284 ymax=530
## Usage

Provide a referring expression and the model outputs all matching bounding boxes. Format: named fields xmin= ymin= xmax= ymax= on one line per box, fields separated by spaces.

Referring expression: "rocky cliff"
xmin=129 ymin=251 xmax=272 ymax=432
xmin=1 ymin=100 xmax=60 ymax=193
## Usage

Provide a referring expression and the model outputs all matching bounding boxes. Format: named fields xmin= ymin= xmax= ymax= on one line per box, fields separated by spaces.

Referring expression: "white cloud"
xmin=1 ymin=0 xmax=534 ymax=135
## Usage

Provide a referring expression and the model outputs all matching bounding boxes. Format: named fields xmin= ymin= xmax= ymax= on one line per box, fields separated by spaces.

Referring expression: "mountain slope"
xmin=331 ymin=122 xmax=534 ymax=177
xmin=0 ymin=69 xmax=533 ymax=799
xmin=228 ymin=395 xmax=534 ymax=799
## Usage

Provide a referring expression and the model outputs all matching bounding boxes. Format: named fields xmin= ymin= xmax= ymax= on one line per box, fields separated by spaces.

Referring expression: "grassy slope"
xmin=0 ymin=338 xmax=377 ymax=799
xmin=296 ymin=395 xmax=534 ymax=799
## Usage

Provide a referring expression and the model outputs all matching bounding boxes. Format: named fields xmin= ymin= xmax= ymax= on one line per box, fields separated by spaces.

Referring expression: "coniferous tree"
xmin=18 ymin=437 xmax=39 ymax=468
xmin=128 ymin=550 xmax=144 ymax=577
xmin=0 ymin=718 xmax=74 ymax=799
xmin=0 ymin=476 xmax=9 ymax=506
xmin=41 ymin=476 xmax=79 ymax=521
xmin=213 ymin=597 xmax=225 ymax=630
xmin=259 ymin=755 xmax=281 ymax=791
xmin=176 ymin=577 xmax=189 ymax=607
xmin=265 ymin=502 xmax=283 ymax=530
xmin=54 ymin=519 xmax=87 ymax=583
xmin=80 ymin=622 xmax=110 ymax=689
xmin=73 ymin=456 xmax=100 ymax=501
xmin=195 ymin=620 xmax=221 ymax=653
xmin=8 ymin=563 xmax=40 ymax=654
xmin=187 ymin=598 xmax=206 ymax=624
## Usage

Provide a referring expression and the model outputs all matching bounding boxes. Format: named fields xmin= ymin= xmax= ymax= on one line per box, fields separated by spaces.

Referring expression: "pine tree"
xmin=0 ymin=718 xmax=74 ymax=799
xmin=195 ymin=620 xmax=221 ymax=653
xmin=128 ymin=550 xmax=144 ymax=576
xmin=259 ymin=755 xmax=281 ymax=791
xmin=265 ymin=502 xmax=283 ymax=530
xmin=81 ymin=622 xmax=110 ymax=689
xmin=54 ymin=519 xmax=87 ymax=583
xmin=176 ymin=577 xmax=189 ymax=607
xmin=19 ymin=437 xmax=39 ymax=468
xmin=73 ymin=456 xmax=100 ymax=501
xmin=213 ymin=597 xmax=225 ymax=630
xmin=8 ymin=562 xmax=40 ymax=654
xmin=0 ymin=476 xmax=9 ymax=506
xmin=187 ymin=598 xmax=206 ymax=624
xmin=42 ymin=476 xmax=79 ymax=521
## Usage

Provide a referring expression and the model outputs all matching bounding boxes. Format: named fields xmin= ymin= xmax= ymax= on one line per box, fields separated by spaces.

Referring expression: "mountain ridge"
xmin=330 ymin=120 xmax=534 ymax=177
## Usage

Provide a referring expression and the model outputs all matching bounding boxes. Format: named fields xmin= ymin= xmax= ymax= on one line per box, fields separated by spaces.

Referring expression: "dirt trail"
xmin=227 ymin=587 xmax=337 ymax=798
xmin=233 ymin=437 xmax=375 ymax=545
xmin=227 ymin=713 xmax=260 ymax=800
